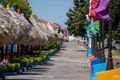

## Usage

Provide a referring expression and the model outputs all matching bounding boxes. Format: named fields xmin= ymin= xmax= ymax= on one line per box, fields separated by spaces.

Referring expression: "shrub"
xmin=48 ymin=49 xmax=55 ymax=55
xmin=43 ymin=40 xmax=60 ymax=50
xmin=33 ymin=58 xmax=39 ymax=63
xmin=6 ymin=63 xmax=16 ymax=72
xmin=28 ymin=59 xmax=33 ymax=66
xmin=0 ymin=65 xmax=7 ymax=73
xmin=20 ymin=58 xmax=29 ymax=67
xmin=32 ymin=51 xmax=42 ymax=56
xmin=47 ymin=49 xmax=55 ymax=56
xmin=0 ymin=63 xmax=21 ymax=73
xmin=33 ymin=57 xmax=42 ymax=63
xmin=41 ymin=54 xmax=48 ymax=61
xmin=15 ymin=63 xmax=20 ymax=70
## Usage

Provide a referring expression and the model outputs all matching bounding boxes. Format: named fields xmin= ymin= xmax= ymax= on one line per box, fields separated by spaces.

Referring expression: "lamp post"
xmin=106 ymin=0 xmax=113 ymax=70
xmin=95 ymin=33 xmax=98 ymax=57
xmin=91 ymin=33 xmax=95 ymax=57
xmin=93 ymin=34 xmax=98 ymax=57
xmin=98 ymin=22 xmax=102 ymax=59
xmin=100 ymin=20 xmax=106 ymax=63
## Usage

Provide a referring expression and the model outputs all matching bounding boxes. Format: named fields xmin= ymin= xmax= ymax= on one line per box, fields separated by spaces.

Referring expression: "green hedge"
xmin=0 ymin=49 xmax=56 ymax=73
xmin=43 ymin=40 xmax=61 ymax=50
xmin=0 ymin=63 xmax=20 ymax=73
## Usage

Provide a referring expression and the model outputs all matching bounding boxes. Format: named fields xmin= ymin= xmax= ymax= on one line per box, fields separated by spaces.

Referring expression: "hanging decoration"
xmin=10 ymin=6 xmax=15 ymax=11
xmin=30 ymin=14 xmax=33 ymax=19
xmin=6 ymin=4 xmax=10 ymax=10
xmin=17 ymin=8 xmax=21 ymax=15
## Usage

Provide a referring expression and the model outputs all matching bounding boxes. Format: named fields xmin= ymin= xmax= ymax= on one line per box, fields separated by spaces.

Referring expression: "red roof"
xmin=42 ymin=19 xmax=61 ymax=29
xmin=42 ymin=19 xmax=49 ymax=26
xmin=49 ymin=23 xmax=60 ymax=29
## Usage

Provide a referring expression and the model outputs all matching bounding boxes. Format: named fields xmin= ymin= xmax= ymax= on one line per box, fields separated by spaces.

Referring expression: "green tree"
xmin=105 ymin=0 xmax=120 ymax=40
xmin=1 ymin=0 xmax=32 ymax=19
xmin=112 ymin=0 xmax=120 ymax=40
xmin=65 ymin=0 xmax=88 ymax=36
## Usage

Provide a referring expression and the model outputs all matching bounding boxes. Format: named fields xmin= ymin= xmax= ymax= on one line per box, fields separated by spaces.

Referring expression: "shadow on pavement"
xmin=20 ymin=72 xmax=43 ymax=75
xmin=41 ymin=62 xmax=54 ymax=66
xmin=32 ymin=67 xmax=49 ymax=70
xmin=60 ymin=48 xmax=66 ymax=51
xmin=54 ymin=53 xmax=61 ymax=57
xmin=5 ymin=79 xmax=34 ymax=80
xmin=61 ymin=45 xmax=66 ymax=48
xmin=20 ymin=66 xmax=51 ymax=75
xmin=31 ymin=69 xmax=48 ymax=73
xmin=31 ymin=67 xmax=49 ymax=72
xmin=75 ymin=50 xmax=86 ymax=52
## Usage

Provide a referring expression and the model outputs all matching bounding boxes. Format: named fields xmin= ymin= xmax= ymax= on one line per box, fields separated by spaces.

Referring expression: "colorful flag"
xmin=86 ymin=20 xmax=100 ymax=36
xmin=86 ymin=22 xmax=92 ymax=38
xmin=89 ymin=0 xmax=111 ymax=20
xmin=95 ymin=0 xmax=111 ymax=20
xmin=86 ymin=27 xmax=91 ymax=38
xmin=94 ymin=20 xmax=100 ymax=33
xmin=91 ymin=0 xmax=99 ymax=9
xmin=95 ymin=0 xmax=110 ymax=13
xmin=89 ymin=0 xmax=99 ymax=20
xmin=90 ymin=18 xmax=95 ymax=33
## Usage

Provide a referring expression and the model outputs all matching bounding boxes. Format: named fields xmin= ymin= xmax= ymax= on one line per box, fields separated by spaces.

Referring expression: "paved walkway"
xmin=6 ymin=42 xmax=89 ymax=80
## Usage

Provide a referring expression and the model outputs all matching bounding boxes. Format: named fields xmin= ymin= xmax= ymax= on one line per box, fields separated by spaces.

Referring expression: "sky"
xmin=28 ymin=0 xmax=73 ymax=28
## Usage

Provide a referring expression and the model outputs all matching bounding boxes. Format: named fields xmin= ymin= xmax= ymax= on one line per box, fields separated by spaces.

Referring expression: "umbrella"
xmin=23 ymin=18 xmax=48 ymax=46
xmin=39 ymin=20 xmax=52 ymax=39
xmin=6 ymin=10 xmax=32 ymax=45
xmin=0 ymin=5 xmax=18 ymax=45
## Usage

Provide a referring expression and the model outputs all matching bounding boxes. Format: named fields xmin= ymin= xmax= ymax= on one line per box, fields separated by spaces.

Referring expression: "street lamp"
xmin=106 ymin=0 xmax=114 ymax=70
xmin=100 ymin=20 xmax=106 ymax=63
xmin=98 ymin=23 xmax=102 ymax=59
